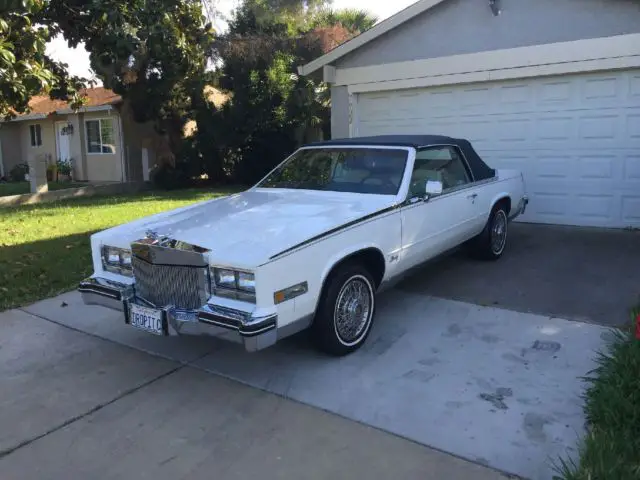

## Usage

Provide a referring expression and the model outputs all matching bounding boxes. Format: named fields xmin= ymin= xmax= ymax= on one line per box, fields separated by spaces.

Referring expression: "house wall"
xmin=0 ymin=123 xmax=23 ymax=177
xmin=330 ymin=86 xmax=350 ymax=139
xmin=335 ymin=0 xmax=640 ymax=69
xmin=83 ymin=110 xmax=125 ymax=182
xmin=20 ymin=120 xmax=56 ymax=172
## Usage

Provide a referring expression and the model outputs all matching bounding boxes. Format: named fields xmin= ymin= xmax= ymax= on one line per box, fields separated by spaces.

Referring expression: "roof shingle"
xmin=18 ymin=87 xmax=122 ymax=117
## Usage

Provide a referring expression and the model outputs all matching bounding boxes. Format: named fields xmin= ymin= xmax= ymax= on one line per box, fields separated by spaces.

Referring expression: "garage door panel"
xmin=582 ymin=76 xmax=619 ymax=102
xmin=625 ymin=155 xmax=640 ymax=179
xmin=356 ymin=69 xmax=640 ymax=227
xmin=627 ymin=113 xmax=640 ymax=140
xmin=622 ymin=196 xmax=640 ymax=223
xmin=537 ymin=80 xmax=575 ymax=107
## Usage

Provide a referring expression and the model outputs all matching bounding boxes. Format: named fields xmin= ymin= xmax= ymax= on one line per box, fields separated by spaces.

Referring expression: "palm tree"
xmin=312 ymin=8 xmax=378 ymax=34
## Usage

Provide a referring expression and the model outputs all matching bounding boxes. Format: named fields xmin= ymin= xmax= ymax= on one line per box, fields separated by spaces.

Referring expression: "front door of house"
xmin=55 ymin=122 xmax=71 ymax=163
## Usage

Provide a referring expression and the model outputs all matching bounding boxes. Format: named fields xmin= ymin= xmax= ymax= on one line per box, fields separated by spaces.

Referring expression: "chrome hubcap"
xmin=334 ymin=277 xmax=372 ymax=344
xmin=491 ymin=210 xmax=507 ymax=254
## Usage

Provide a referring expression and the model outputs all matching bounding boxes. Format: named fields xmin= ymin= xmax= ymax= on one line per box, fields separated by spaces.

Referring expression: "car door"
xmin=399 ymin=145 xmax=477 ymax=269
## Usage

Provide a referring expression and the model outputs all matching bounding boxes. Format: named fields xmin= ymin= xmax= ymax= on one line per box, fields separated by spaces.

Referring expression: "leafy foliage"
xmin=311 ymin=7 xmax=378 ymax=33
xmin=553 ymin=306 xmax=640 ymax=480
xmin=44 ymin=0 xmax=215 ymax=152
xmin=197 ymin=0 xmax=375 ymax=185
xmin=0 ymin=0 xmax=86 ymax=119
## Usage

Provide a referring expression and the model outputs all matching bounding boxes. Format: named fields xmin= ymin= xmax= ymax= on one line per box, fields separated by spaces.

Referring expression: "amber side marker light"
xmin=274 ymin=282 xmax=308 ymax=304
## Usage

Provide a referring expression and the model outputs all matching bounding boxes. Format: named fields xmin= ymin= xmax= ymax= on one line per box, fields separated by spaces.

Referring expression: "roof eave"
xmin=299 ymin=0 xmax=448 ymax=77
xmin=55 ymin=104 xmax=118 ymax=115
xmin=4 ymin=113 xmax=49 ymax=123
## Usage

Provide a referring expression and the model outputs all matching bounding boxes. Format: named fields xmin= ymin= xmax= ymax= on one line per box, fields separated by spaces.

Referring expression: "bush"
xmin=56 ymin=158 xmax=72 ymax=178
xmin=151 ymin=161 xmax=194 ymax=190
xmin=9 ymin=163 xmax=29 ymax=182
xmin=553 ymin=305 xmax=640 ymax=480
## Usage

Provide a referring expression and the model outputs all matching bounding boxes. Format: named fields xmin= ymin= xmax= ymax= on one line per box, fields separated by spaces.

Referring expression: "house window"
xmin=86 ymin=118 xmax=115 ymax=154
xmin=29 ymin=124 xmax=42 ymax=147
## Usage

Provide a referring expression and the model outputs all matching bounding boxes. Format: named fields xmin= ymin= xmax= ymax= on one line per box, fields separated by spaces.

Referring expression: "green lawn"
xmin=554 ymin=305 xmax=640 ymax=480
xmin=0 ymin=187 xmax=238 ymax=310
xmin=0 ymin=181 xmax=88 ymax=197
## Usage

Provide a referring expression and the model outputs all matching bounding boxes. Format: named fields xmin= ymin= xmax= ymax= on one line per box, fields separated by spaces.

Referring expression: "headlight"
xmin=237 ymin=271 xmax=256 ymax=293
xmin=214 ymin=268 xmax=237 ymax=289
xmin=211 ymin=267 xmax=255 ymax=301
xmin=101 ymin=245 xmax=133 ymax=277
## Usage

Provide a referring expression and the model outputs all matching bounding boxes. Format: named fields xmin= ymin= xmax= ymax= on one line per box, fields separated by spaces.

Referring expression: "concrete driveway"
xmin=399 ymin=223 xmax=640 ymax=327
xmin=0 ymin=308 xmax=506 ymax=480
xmin=2 ymin=285 xmax=608 ymax=480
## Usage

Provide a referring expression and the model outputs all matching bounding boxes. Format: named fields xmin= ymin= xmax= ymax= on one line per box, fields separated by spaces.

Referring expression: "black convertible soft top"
xmin=308 ymin=135 xmax=496 ymax=181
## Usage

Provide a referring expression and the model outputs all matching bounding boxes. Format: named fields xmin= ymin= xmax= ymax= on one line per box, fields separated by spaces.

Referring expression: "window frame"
xmin=29 ymin=124 xmax=42 ymax=148
xmin=410 ymin=144 xmax=475 ymax=195
xmin=85 ymin=117 xmax=116 ymax=155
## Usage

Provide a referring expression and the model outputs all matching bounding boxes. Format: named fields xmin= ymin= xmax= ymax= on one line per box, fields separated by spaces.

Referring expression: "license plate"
xmin=128 ymin=304 xmax=165 ymax=335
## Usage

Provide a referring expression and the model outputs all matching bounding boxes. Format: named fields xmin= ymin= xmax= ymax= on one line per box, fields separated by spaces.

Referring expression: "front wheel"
xmin=311 ymin=263 xmax=376 ymax=356
xmin=470 ymin=204 xmax=509 ymax=260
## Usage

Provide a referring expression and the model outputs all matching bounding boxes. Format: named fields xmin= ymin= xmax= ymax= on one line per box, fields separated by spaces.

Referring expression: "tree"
xmin=0 ymin=0 xmax=85 ymax=119
xmin=198 ymin=0 xmax=376 ymax=184
xmin=312 ymin=8 xmax=378 ymax=33
xmin=44 ymin=0 xmax=215 ymax=154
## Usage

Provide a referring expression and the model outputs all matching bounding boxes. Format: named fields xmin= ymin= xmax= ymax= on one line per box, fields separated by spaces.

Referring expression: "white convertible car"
xmin=79 ymin=135 xmax=528 ymax=356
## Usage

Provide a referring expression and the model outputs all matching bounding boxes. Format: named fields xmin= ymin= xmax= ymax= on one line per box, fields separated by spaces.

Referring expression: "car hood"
xmin=94 ymin=188 xmax=396 ymax=268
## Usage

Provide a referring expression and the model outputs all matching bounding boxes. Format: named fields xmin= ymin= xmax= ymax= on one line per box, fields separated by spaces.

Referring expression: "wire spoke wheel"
xmin=491 ymin=209 xmax=507 ymax=255
xmin=333 ymin=275 xmax=373 ymax=346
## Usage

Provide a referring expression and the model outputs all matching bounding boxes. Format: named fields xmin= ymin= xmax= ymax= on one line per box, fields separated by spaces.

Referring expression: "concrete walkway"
xmin=1 ymin=307 xmax=507 ymax=480
xmin=2 ymin=288 xmax=607 ymax=479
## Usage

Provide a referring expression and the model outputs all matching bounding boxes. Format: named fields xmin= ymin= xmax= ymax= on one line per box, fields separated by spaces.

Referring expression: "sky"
xmin=45 ymin=0 xmax=417 ymax=80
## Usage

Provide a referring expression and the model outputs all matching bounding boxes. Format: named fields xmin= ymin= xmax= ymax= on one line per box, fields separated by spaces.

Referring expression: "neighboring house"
xmin=299 ymin=0 xmax=640 ymax=229
xmin=0 ymin=87 xmax=168 ymax=183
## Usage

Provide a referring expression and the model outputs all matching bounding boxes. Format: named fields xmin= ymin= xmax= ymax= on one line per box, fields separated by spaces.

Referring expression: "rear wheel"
xmin=470 ymin=204 xmax=509 ymax=260
xmin=311 ymin=263 xmax=376 ymax=356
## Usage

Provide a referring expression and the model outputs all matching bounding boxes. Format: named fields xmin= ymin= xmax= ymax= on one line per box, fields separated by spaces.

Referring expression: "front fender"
xmin=319 ymin=242 xmax=387 ymax=288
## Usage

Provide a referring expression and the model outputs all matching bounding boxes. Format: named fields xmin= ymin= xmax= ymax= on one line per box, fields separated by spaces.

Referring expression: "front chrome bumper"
xmin=78 ymin=277 xmax=277 ymax=352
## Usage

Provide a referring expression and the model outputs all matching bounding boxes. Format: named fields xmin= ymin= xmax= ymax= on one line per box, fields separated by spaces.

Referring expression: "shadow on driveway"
xmin=398 ymin=222 xmax=640 ymax=327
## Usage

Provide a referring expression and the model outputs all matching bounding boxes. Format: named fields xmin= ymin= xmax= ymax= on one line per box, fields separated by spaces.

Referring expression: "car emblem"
xmin=146 ymin=229 xmax=160 ymax=241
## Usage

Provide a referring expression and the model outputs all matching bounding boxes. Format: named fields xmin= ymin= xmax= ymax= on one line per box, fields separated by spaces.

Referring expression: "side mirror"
xmin=425 ymin=180 xmax=443 ymax=197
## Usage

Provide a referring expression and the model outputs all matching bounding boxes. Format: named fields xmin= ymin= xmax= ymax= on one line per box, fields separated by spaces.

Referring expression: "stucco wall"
xmin=83 ymin=110 xmax=125 ymax=182
xmin=0 ymin=123 xmax=23 ymax=177
xmin=20 ymin=120 xmax=56 ymax=169
xmin=336 ymin=0 xmax=640 ymax=69
xmin=330 ymin=86 xmax=350 ymax=139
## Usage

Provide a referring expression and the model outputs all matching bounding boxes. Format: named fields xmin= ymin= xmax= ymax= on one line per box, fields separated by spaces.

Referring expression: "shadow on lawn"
xmin=0 ymin=186 xmax=244 ymax=214
xmin=0 ymin=232 xmax=97 ymax=311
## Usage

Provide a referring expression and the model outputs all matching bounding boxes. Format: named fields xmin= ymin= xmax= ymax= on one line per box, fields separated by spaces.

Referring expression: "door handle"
xmin=467 ymin=193 xmax=478 ymax=200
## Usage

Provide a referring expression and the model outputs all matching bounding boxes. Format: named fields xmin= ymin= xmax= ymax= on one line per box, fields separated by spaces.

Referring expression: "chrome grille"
xmin=131 ymin=244 xmax=209 ymax=310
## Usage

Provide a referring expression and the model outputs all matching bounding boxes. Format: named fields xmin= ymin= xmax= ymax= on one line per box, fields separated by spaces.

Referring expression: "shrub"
xmin=553 ymin=304 xmax=640 ymax=480
xmin=9 ymin=163 xmax=29 ymax=182
xmin=56 ymin=158 xmax=72 ymax=178
xmin=151 ymin=161 xmax=194 ymax=190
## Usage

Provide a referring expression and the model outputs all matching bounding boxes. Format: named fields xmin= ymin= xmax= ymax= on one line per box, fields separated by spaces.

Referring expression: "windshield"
xmin=255 ymin=147 xmax=408 ymax=195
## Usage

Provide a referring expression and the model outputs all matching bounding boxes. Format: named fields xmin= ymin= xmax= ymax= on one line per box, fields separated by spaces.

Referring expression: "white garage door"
xmin=355 ymin=70 xmax=640 ymax=228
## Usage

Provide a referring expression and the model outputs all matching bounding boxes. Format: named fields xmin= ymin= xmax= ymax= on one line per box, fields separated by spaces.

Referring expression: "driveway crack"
xmin=0 ymin=363 xmax=184 ymax=460
xmin=3 ymin=309 xmax=217 ymax=460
